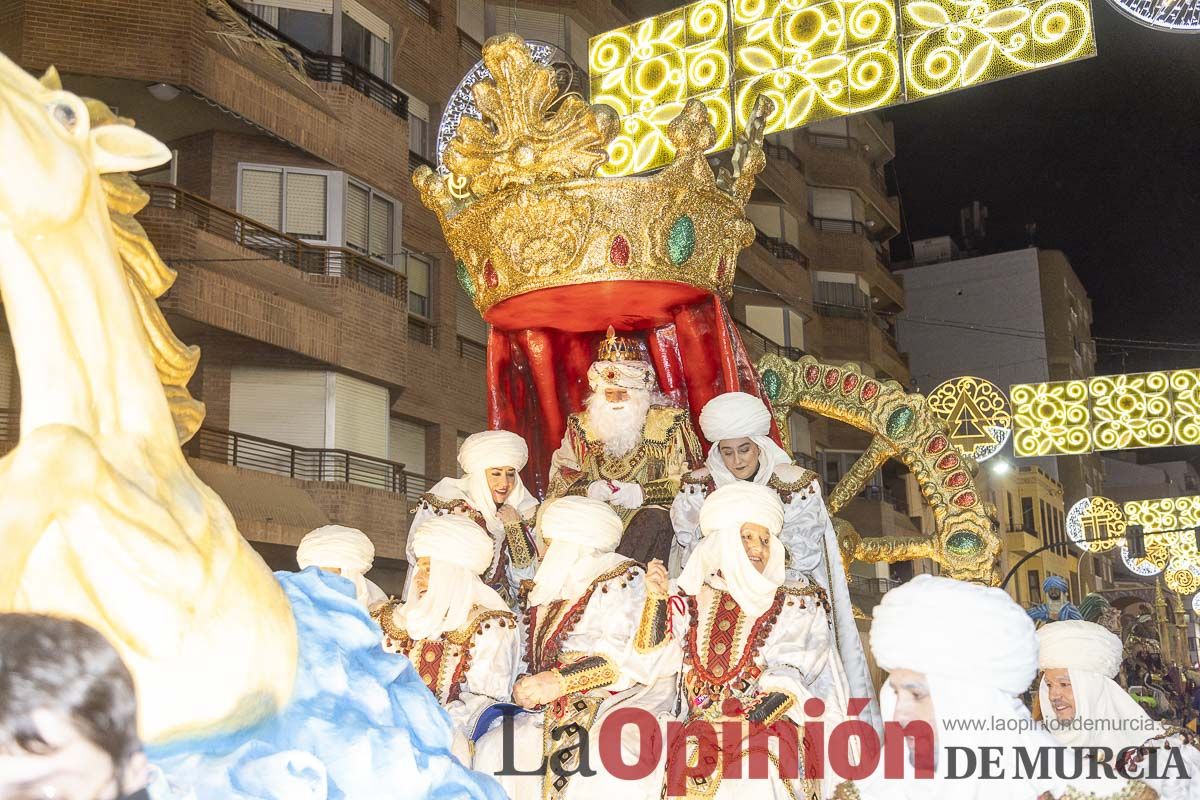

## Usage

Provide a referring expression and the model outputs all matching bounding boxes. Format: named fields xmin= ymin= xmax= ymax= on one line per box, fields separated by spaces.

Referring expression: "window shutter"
xmin=255 ymin=0 xmax=333 ymax=12
xmin=333 ymin=373 xmax=389 ymax=459
xmin=285 ymin=172 xmax=328 ymax=239
xmin=389 ymin=418 xmax=427 ymax=475
xmin=494 ymin=7 xmax=566 ymax=48
xmin=745 ymin=305 xmax=785 ymax=346
xmin=405 ymin=253 xmax=431 ymax=314
xmin=456 ymin=286 xmax=487 ymax=343
xmin=229 ymin=368 xmax=328 ymax=451
xmin=369 ymin=195 xmax=394 ymax=263
xmin=345 ymin=182 xmax=369 ymax=253
xmin=240 ymin=169 xmax=282 ymax=230
xmin=458 ymin=0 xmax=485 ymax=42
xmin=344 ymin=0 xmax=391 ymax=42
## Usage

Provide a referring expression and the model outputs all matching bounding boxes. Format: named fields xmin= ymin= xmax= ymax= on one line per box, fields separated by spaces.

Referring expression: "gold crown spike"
xmin=596 ymin=326 xmax=642 ymax=363
xmin=413 ymin=35 xmax=772 ymax=328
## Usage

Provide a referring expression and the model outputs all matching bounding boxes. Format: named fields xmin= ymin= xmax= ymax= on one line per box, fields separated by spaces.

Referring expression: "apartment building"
xmin=0 ymin=0 xmax=910 ymax=596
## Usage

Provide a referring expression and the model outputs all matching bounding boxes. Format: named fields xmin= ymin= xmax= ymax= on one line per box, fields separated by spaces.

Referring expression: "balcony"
xmin=142 ymin=183 xmax=405 ymax=300
xmin=814 ymin=303 xmax=911 ymax=385
xmin=186 ymin=426 xmax=411 ymax=494
xmin=853 ymin=114 xmax=896 ymax=163
xmin=734 ymin=319 xmax=805 ymax=363
xmin=755 ymin=229 xmax=809 ymax=268
xmin=220 ymin=1 xmax=409 ymax=120
xmin=799 ymin=133 xmax=901 ymax=236
xmin=806 ymin=220 xmax=904 ymax=309
xmin=1005 ymin=526 xmax=1041 ymax=554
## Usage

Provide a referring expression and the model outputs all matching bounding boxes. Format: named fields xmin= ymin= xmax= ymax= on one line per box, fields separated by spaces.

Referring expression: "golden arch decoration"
xmin=757 ymin=354 xmax=999 ymax=584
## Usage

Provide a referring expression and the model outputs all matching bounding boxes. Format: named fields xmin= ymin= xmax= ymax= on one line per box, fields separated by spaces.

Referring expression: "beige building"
xmin=1 ymin=0 xmax=908 ymax=593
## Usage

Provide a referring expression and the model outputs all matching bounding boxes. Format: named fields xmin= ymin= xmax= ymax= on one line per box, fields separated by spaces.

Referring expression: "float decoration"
xmin=757 ymin=353 xmax=1000 ymax=583
xmin=416 ymin=34 xmax=779 ymax=494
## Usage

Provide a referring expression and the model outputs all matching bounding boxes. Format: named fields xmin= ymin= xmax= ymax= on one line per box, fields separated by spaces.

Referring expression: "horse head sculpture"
xmin=0 ymin=53 xmax=297 ymax=743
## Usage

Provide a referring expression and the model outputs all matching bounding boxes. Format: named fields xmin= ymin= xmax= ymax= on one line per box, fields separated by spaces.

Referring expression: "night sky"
xmin=886 ymin=1 xmax=1200 ymax=377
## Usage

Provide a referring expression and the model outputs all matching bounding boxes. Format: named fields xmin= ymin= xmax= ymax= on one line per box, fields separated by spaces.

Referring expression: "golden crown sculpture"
xmin=596 ymin=325 xmax=642 ymax=362
xmin=413 ymin=34 xmax=771 ymax=318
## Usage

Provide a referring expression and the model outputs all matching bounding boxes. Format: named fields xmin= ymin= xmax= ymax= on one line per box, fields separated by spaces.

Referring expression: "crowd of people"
xmin=2 ymin=331 xmax=1198 ymax=799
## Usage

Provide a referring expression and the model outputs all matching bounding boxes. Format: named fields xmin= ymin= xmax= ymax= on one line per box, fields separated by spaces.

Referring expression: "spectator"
xmin=0 ymin=613 xmax=149 ymax=800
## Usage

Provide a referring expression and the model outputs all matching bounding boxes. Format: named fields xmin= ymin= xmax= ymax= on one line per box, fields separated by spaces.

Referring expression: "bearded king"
xmin=545 ymin=327 xmax=703 ymax=564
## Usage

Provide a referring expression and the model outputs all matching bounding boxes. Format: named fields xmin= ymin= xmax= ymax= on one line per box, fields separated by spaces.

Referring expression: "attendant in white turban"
xmin=644 ymin=482 xmax=853 ymax=799
xmin=1038 ymin=620 xmax=1200 ymax=799
xmin=297 ymin=524 xmax=387 ymax=609
xmin=836 ymin=575 xmax=1149 ymax=800
xmin=403 ymin=430 xmax=538 ymax=606
xmin=672 ymin=391 xmax=878 ymax=731
xmin=373 ymin=515 xmax=519 ymax=765
xmin=473 ymin=497 xmax=677 ymax=800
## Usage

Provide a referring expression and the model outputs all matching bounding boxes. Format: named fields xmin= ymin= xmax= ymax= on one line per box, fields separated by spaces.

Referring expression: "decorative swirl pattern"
xmin=1013 ymin=368 xmax=1200 ymax=457
xmin=731 ymin=0 xmax=901 ymax=135
xmin=1011 ymin=380 xmax=1092 ymax=456
xmin=926 ymin=376 xmax=1012 ymax=462
xmin=1065 ymin=496 xmax=1125 ymax=554
xmin=591 ymin=0 xmax=732 ymax=175
xmin=901 ymin=0 xmax=1095 ymax=99
xmin=1122 ymin=496 xmax=1200 ymax=594
xmin=589 ymin=0 xmax=1096 ymax=176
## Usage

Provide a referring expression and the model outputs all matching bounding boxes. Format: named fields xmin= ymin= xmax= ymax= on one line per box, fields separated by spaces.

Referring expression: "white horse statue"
xmin=0 ymin=52 xmax=297 ymax=743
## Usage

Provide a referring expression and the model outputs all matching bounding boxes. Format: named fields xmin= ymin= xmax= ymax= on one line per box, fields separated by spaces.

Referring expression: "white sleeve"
xmin=758 ymin=595 xmax=848 ymax=722
xmin=444 ymin=621 xmax=521 ymax=738
xmin=547 ymin=426 xmax=581 ymax=493
xmin=780 ymin=491 xmax=829 ymax=585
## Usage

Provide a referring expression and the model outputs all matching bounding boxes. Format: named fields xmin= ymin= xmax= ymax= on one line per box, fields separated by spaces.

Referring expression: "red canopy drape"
xmin=486 ymin=290 xmax=781 ymax=498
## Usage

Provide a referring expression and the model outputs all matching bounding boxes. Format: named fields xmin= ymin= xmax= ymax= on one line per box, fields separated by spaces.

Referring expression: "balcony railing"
xmin=458 ymin=335 xmax=487 ymax=363
xmin=733 ymin=319 xmax=805 ymax=362
xmin=754 ymin=229 xmax=809 ymax=267
xmin=858 ymin=577 xmax=901 ymax=595
xmin=870 ymin=167 xmax=888 ymax=195
xmin=185 ymin=425 xmax=412 ymax=492
xmin=409 ymin=316 xmax=436 ymax=346
xmin=793 ymin=452 xmax=819 ymax=472
xmin=809 ymin=214 xmax=866 ymax=235
xmin=222 ymin=2 xmax=409 ymax=119
xmin=763 ymin=141 xmax=804 ymax=173
xmin=404 ymin=471 xmax=431 ymax=503
xmin=409 ymin=150 xmax=435 ymax=172
xmin=814 ymin=301 xmax=868 ymax=319
xmin=141 ymin=183 xmax=405 ymax=300
xmin=807 ymin=132 xmax=858 ymax=150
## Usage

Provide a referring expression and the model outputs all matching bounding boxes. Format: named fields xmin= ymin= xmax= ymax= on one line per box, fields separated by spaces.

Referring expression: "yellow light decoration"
xmin=730 ymin=0 xmax=901 ymax=135
xmin=1065 ymin=495 xmax=1125 ymax=554
xmin=900 ymin=0 xmax=1095 ymax=100
xmin=590 ymin=0 xmax=1095 ymax=177
xmin=1010 ymin=379 xmax=1092 ymax=456
xmin=1122 ymin=497 xmax=1200 ymax=595
xmin=1012 ymin=368 xmax=1200 ymax=457
xmin=590 ymin=0 xmax=732 ymax=175
xmin=926 ymin=375 xmax=1012 ymax=462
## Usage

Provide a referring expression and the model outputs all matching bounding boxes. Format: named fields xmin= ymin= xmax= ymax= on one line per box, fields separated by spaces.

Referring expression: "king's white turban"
xmin=457 ymin=429 xmax=529 ymax=475
xmin=1037 ymin=620 xmax=1123 ymax=679
xmin=297 ymin=525 xmax=385 ymax=608
xmin=530 ymin=497 xmax=627 ymax=607
xmin=871 ymin=574 xmax=1039 ymax=696
xmin=397 ymin=515 xmax=508 ymax=640
xmin=678 ymin=482 xmax=786 ymax=617
xmin=587 ymin=360 xmax=656 ymax=392
xmin=698 ymin=392 xmax=793 ymax=488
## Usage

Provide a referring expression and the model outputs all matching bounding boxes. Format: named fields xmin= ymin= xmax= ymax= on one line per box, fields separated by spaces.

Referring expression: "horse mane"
xmin=81 ymin=94 xmax=206 ymax=443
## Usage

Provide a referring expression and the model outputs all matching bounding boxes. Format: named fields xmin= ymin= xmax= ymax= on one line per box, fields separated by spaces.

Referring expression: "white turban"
xmin=457 ymin=430 xmax=529 ymax=475
xmin=1037 ymin=620 xmax=1123 ymax=679
xmin=437 ymin=429 xmax=537 ymax=540
xmin=297 ymin=525 xmax=386 ymax=608
xmin=678 ymin=482 xmax=786 ymax=618
xmin=587 ymin=359 xmax=656 ymax=392
xmin=1036 ymin=620 xmax=1170 ymax=754
xmin=396 ymin=516 xmax=509 ymax=640
xmin=698 ymin=392 xmax=794 ymax=488
xmin=868 ymin=575 xmax=1073 ymax=800
xmin=529 ymin=497 xmax=628 ymax=607
xmin=871 ymin=574 xmax=1038 ymax=696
